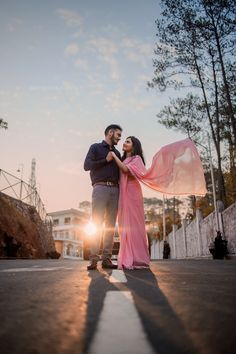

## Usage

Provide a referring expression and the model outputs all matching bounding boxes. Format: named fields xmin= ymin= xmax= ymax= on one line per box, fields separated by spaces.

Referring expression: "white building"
xmin=48 ymin=209 xmax=89 ymax=260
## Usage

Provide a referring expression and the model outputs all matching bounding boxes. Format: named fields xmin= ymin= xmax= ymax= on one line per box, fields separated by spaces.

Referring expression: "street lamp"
xmin=193 ymin=133 xmax=219 ymax=231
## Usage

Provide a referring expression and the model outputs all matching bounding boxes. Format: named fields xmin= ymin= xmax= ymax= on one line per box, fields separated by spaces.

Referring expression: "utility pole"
xmin=193 ymin=134 xmax=219 ymax=232
xmin=207 ymin=134 xmax=220 ymax=231
xmin=163 ymin=195 xmax=166 ymax=241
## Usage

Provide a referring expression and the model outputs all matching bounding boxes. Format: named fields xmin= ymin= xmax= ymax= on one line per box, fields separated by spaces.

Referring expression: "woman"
xmin=111 ymin=137 xmax=207 ymax=270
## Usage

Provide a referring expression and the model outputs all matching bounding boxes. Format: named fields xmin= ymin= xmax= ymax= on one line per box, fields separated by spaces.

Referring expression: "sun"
xmin=84 ymin=221 xmax=97 ymax=236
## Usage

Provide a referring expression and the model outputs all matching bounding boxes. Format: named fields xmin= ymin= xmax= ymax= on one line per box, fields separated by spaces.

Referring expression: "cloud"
xmin=122 ymin=38 xmax=153 ymax=55
xmin=89 ymin=37 xmax=118 ymax=57
xmin=61 ymin=32 xmax=154 ymax=89
xmin=104 ymin=90 xmax=151 ymax=113
xmin=132 ymin=75 xmax=151 ymax=94
xmin=74 ymin=58 xmax=89 ymax=71
xmin=62 ymin=81 xmax=80 ymax=96
xmin=64 ymin=43 xmax=79 ymax=56
xmin=87 ymin=74 xmax=104 ymax=95
xmin=63 ymin=35 xmax=120 ymax=79
xmin=56 ymin=8 xmax=83 ymax=27
xmin=63 ymin=33 xmax=154 ymax=82
xmin=104 ymin=57 xmax=120 ymax=81
xmin=137 ymin=74 xmax=151 ymax=82
xmin=72 ymin=30 xmax=83 ymax=39
xmin=100 ymin=24 xmax=127 ymax=36
xmin=121 ymin=37 xmax=153 ymax=66
xmin=105 ymin=91 xmax=122 ymax=112
xmin=5 ymin=18 xmax=23 ymax=32
xmin=88 ymin=37 xmax=121 ymax=81
xmin=127 ymin=97 xmax=151 ymax=112
xmin=0 ymin=88 xmax=24 ymax=108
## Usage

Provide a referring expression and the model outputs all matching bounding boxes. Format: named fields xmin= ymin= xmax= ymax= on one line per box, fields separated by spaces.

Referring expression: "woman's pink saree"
xmin=117 ymin=139 xmax=207 ymax=269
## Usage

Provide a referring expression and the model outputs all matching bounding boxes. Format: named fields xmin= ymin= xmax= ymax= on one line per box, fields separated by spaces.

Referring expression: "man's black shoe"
xmin=87 ymin=260 xmax=98 ymax=270
xmin=101 ymin=259 xmax=117 ymax=269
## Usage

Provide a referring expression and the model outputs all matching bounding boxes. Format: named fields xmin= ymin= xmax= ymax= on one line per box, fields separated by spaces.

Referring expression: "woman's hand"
xmin=106 ymin=151 xmax=114 ymax=162
xmin=111 ymin=151 xmax=129 ymax=173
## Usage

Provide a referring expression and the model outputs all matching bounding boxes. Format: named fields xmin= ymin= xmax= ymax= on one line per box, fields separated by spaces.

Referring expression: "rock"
xmin=0 ymin=192 xmax=57 ymax=259
xmin=45 ymin=251 xmax=61 ymax=259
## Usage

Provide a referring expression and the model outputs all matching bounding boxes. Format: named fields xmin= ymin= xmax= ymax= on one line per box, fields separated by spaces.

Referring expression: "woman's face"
xmin=122 ymin=137 xmax=133 ymax=152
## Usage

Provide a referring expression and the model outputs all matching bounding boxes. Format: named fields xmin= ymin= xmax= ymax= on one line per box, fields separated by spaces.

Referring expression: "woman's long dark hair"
xmin=122 ymin=136 xmax=145 ymax=165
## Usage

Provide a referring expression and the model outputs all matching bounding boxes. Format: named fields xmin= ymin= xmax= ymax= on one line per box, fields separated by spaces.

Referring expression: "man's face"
xmin=110 ymin=129 xmax=122 ymax=145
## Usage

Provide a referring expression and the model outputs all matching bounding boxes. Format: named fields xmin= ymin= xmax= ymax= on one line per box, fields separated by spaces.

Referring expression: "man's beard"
xmin=111 ymin=135 xmax=118 ymax=145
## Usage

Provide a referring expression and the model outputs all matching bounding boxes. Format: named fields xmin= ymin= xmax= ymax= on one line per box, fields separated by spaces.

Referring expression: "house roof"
xmin=48 ymin=208 xmax=89 ymax=219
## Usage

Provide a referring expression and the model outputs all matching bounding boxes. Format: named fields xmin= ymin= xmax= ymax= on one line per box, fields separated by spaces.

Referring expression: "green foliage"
xmin=144 ymin=197 xmax=182 ymax=240
xmin=144 ymin=197 xmax=163 ymax=206
xmin=78 ymin=201 xmax=91 ymax=215
xmin=0 ymin=118 xmax=8 ymax=130
xmin=79 ymin=201 xmax=91 ymax=208
xmin=157 ymin=93 xmax=205 ymax=138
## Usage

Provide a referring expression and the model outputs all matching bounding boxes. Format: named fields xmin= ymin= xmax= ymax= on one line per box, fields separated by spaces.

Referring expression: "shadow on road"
xmin=84 ymin=267 xmax=198 ymax=354
xmin=84 ymin=270 xmax=118 ymax=353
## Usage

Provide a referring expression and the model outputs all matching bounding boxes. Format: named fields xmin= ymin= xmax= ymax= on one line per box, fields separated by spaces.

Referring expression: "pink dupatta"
xmin=124 ymin=138 xmax=207 ymax=196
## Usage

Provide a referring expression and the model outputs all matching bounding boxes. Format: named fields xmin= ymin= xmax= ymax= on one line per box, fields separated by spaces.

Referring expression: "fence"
xmin=151 ymin=202 xmax=236 ymax=259
xmin=0 ymin=168 xmax=47 ymax=221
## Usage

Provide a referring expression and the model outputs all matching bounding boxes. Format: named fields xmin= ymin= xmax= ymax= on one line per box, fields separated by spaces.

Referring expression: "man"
xmin=163 ymin=240 xmax=170 ymax=259
xmin=84 ymin=124 xmax=122 ymax=270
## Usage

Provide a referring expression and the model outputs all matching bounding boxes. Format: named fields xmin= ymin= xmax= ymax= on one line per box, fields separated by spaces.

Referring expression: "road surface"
xmin=0 ymin=259 xmax=235 ymax=354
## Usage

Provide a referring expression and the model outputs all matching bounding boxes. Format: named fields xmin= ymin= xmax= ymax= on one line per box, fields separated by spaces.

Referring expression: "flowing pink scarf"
xmin=125 ymin=138 xmax=207 ymax=196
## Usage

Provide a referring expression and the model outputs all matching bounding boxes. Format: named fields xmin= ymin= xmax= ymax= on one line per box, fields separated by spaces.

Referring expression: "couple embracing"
xmin=84 ymin=124 xmax=206 ymax=271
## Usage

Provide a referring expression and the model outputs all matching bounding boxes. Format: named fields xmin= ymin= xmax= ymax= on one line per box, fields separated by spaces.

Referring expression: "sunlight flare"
xmin=84 ymin=221 xmax=97 ymax=236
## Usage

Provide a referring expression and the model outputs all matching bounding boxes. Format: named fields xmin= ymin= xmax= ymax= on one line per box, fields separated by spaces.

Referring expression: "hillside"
xmin=0 ymin=192 xmax=58 ymax=258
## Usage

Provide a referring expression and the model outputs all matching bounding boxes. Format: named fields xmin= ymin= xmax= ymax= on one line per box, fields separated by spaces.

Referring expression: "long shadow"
xmin=83 ymin=267 xmax=198 ymax=354
xmin=123 ymin=268 xmax=198 ymax=354
xmin=83 ymin=269 xmax=117 ymax=354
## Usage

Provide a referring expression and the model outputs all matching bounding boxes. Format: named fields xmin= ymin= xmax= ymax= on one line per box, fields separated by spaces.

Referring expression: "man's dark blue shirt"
xmin=84 ymin=140 xmax=121 ymax=185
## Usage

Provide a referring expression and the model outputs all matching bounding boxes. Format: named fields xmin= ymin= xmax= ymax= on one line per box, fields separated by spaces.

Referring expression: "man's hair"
xmin=104 ymin=124 xmax=122 ymax=136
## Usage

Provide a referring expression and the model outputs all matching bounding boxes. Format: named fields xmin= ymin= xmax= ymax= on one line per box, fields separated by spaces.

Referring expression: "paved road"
xmin=0 ymin=259 xmax=235 ymax=354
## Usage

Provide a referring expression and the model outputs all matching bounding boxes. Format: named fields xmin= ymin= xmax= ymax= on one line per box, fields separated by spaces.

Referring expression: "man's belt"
xmin=93 ymin=181 xmax=119 ymax=187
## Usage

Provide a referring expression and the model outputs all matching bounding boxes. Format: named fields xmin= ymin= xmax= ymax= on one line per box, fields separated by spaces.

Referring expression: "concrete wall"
xmin=151 ymin=202 xmax=236 ymax=259
xmin=222 ymin=202 xmax=236 ymax=254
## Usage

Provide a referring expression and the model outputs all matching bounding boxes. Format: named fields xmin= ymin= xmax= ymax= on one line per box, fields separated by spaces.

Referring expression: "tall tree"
xmin=201 ymin=0 xmax=236 ymax=143
xmin=149 ymin=0 xmax=236 ymax=204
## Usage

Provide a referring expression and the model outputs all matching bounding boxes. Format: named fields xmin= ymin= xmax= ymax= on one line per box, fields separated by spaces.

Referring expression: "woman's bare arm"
xmin=111 ymin=152 xmax=129 ymax=173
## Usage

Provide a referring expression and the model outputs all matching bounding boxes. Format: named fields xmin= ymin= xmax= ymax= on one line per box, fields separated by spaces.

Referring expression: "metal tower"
xmin=28 ymin=158 xmax=36 ymax=205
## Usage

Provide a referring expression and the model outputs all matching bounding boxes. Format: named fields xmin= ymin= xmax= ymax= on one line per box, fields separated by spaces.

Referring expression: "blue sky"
xmin=0 ymin=0 xmax=185 ymax=211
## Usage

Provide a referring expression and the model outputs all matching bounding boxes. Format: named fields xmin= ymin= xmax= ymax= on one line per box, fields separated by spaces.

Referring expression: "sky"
xmin=0 ymin=0 xmax=185 ymax=212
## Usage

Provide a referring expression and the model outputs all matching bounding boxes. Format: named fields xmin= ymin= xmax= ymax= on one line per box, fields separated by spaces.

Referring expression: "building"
xmin=48 ymin=209 xmax=89 ymax=260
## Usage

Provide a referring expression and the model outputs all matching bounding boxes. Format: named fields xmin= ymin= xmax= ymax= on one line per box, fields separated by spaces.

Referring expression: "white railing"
xmin=0 ymin=168 xmax=48 ymax=221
